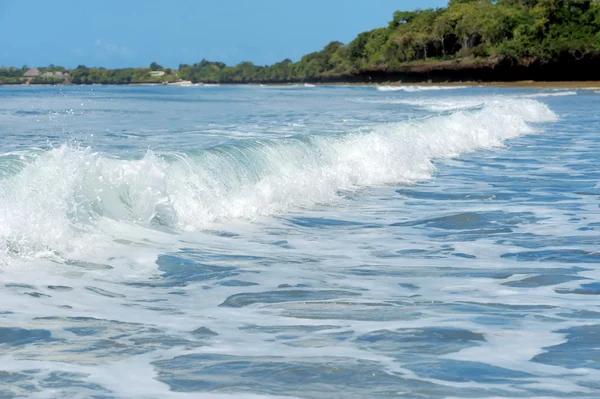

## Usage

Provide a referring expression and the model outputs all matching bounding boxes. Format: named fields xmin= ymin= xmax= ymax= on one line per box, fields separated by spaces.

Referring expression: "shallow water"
xmin=0 ymin=85 xmax=599 ymax=398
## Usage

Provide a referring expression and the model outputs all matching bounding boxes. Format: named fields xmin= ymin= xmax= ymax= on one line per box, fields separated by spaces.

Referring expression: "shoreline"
xmin=261 ymin=81 xmax=600 ymax=88
xmin=3 ymin=80 xmax=600 ymax=89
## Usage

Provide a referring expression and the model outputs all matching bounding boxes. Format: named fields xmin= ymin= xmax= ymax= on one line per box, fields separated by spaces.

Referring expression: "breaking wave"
xmin=0 ymin=99 xmax=557 ymax=258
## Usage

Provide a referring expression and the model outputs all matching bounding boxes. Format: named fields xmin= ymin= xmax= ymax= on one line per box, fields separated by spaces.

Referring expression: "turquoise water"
xmin=0 ymin=85 xmax=599 ymax=398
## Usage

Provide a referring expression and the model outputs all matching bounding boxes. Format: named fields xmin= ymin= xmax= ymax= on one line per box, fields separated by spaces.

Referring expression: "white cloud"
xmin=95 ymin=39 xmax=133 ymax=57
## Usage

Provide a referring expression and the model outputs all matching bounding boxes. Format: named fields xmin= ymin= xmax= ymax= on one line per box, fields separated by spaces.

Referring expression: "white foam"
xmin=366 ymin=91 xmax=578 ymax=112
xmin=0 ymin=99 xmax=557 ymax=259
xmin=376 ymin=85 xmax=468 ymax=92
xmin=523 ymin=91 xmax=578 ymax=98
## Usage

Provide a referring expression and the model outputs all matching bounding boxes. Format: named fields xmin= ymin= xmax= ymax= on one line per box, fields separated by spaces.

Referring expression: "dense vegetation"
xmin=2 ymin=0 xmax=599 ymax=85
xmin=68 ymin=66 xmax=177 ymax=84
xmin=179 ymin=0 xmax=600 ymax=83
xmin=0 ymin=67 xmax=27 ymax=84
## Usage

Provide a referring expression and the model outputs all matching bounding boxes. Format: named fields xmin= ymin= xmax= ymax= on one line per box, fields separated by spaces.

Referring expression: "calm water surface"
xmin=0 ymin=85 xmax=599 ymax=398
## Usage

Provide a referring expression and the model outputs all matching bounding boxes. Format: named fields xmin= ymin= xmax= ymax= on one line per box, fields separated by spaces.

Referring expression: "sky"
xmin=0 ymin=0 xmax=447 ymax=69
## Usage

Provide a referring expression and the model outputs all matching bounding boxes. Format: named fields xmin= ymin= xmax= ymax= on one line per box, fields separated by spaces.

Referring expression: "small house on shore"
xmin=23 ymin=68 xmax=41 ymax=78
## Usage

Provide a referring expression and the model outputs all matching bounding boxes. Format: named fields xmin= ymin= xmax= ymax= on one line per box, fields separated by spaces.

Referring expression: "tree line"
xmin=179 ymin=0 xmax=600 ymax=83
xmin=2 ymin=0 xmax=599 ymax=85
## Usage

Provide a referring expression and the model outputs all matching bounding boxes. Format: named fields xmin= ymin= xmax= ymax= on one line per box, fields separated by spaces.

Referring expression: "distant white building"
xmin=149 ymin=71 xmax=165 ymax=77
xmin=40 ymin=71 xmax=69 ymax=79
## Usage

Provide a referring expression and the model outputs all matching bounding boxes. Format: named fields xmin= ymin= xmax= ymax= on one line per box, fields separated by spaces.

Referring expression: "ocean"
xmin=0 ymin=84 xmax=599 ymax=398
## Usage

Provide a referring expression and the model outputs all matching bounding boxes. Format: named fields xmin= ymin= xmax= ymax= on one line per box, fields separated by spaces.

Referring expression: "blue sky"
xmin=0 ymin=0 xmax=447 ymax=69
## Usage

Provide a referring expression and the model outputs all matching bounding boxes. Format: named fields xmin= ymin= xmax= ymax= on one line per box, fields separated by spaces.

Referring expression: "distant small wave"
xmin=376 ymin=85 xmax=468 ymax=92
xmin=354 ymin=91 xmax=578 ymax=112
xmin=523 ymin=91 xmax=578 ymax=98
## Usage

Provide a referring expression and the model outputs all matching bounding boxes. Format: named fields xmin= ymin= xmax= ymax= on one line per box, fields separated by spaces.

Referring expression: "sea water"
xmin=0 ymin=85 xmax=598 ymax=398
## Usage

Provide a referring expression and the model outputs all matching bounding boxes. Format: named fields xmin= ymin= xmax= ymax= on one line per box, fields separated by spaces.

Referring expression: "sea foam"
xmin=359 ymin=91 xmax=578 ymax=112
xmin=376 ymin=85 xmax=468 ymax=92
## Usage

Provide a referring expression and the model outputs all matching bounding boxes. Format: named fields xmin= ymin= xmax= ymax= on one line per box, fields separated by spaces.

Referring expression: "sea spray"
xmin=0 ymin=99 xmax=557 ymax=258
